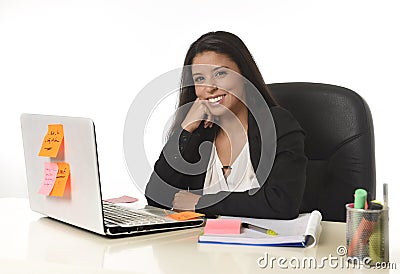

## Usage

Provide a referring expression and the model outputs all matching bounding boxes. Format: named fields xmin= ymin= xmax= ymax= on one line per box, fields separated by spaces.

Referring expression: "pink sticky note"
xmin=103 ymin=195 xmax=138 ymax=204
xmin=38 ymin=162 xmax=58 ymax=195
xmin=204 ymin=219 xmax=242 ymax=235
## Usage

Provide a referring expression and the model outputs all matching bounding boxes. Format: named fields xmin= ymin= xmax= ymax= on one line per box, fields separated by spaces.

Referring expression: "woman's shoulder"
xmin=270 ymin=106 xmax=305 ymax=138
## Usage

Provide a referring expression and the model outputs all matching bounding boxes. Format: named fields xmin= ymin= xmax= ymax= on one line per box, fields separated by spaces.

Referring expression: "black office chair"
xmin=268 ymin=82 xmax=376 ymax=222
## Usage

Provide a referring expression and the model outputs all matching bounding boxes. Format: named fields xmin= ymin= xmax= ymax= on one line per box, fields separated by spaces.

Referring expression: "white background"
xmin=1 ymin=0 xmax=399 ymax=225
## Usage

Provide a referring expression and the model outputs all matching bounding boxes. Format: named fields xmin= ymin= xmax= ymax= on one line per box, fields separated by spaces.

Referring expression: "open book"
xmin=198 ymin=210 xmax=322 ymax=248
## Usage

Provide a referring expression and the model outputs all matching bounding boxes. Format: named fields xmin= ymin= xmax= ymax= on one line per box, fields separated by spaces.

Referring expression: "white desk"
xmin=1 ymin=198 xmax=398 ymax=273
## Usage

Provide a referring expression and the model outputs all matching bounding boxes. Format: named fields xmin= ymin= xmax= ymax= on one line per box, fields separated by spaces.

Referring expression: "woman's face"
xmin=191 ymin=51 xmax=246 ymax=117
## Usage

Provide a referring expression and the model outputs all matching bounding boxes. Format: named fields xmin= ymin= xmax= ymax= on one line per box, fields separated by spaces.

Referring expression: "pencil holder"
xmin=345 ymin=203 xmax=389 ymax=265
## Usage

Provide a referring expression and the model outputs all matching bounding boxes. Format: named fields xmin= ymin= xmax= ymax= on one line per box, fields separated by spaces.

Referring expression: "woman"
xmin=145 ymin=31 xmax=307 ymax=219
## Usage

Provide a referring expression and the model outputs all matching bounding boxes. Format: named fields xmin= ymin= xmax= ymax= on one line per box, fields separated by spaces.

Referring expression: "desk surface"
xmin=1 ymin=198 xmax=398 ymax=274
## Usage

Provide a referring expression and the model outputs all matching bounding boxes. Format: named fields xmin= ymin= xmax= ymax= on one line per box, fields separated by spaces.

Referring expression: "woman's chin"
xmin=209 ymin=105 xmax=229 ymax=117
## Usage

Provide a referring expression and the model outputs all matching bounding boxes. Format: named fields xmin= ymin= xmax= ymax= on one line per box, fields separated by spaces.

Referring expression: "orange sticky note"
xmin=38 ymin=124 xmax=64 ymax=157
xmin=38 ymin=162 xmax=59 ymax=195
xmin=50 ymin=162 xmax=70 ymax=197
xmin=167 ymin=212 xmax=204 ymax=221
xmin=203 ymin=219 xmax=241 ymax=235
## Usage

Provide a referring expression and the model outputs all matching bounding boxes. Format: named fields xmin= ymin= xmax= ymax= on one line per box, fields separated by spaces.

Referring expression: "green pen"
xmin=242 ymin=222 xmax=278 ymax=236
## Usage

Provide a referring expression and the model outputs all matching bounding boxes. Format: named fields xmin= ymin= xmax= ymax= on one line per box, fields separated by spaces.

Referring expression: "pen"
xmin=242 ymin=222 xmax=278 ymax=236
xmin=383 ymin=183 xmax=388 ymax=209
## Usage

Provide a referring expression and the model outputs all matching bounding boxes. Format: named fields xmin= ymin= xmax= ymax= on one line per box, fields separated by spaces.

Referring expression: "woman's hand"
xmin=172 ymin=190 xmax=201 ymax=211
xmin=181 ymin=98 xmax=213 ymax=133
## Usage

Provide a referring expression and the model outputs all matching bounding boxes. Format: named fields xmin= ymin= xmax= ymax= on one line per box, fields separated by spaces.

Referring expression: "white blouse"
xmin=203 ymin=140 xmax=260 ymax=195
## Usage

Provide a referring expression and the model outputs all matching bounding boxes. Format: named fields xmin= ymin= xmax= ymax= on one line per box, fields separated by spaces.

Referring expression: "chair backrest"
xmin=268 ymin=82 xmax=376 ymax=221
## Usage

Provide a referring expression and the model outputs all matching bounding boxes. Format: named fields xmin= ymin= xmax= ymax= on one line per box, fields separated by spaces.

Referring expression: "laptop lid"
xmin=21 ymin=113 xmax=106 ymax=235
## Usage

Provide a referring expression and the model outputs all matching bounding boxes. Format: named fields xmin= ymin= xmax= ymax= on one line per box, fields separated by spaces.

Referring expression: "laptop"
xmin=20 ymin=113 xmax=204 ymax=237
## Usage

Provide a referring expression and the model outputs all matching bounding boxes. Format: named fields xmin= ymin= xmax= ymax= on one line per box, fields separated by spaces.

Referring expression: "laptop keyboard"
xmin=102 ymin=201 xmax=168 ymax=227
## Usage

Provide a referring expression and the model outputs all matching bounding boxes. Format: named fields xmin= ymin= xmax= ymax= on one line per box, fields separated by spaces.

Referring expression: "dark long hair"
xmin=169 ymin=31 xmax=277 ymax=137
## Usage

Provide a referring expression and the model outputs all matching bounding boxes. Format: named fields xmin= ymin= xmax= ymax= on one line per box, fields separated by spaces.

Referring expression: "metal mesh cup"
xmin=345 ymin=203 xmax=389 ymax=265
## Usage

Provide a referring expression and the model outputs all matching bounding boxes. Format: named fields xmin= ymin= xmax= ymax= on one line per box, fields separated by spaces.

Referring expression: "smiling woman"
xmin=145 ymin=31 xmax=307 ymax=219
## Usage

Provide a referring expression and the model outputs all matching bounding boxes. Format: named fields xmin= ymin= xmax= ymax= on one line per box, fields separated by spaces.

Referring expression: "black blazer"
xmin=145 ymin=106 xmax=307 ymax=219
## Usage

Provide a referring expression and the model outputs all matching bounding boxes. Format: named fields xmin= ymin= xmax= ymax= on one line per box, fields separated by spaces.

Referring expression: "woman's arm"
xmin=145 ymin=125 xmax=214 ymax=209
xmin=195 ymin=110 xmax=307 ymax=219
